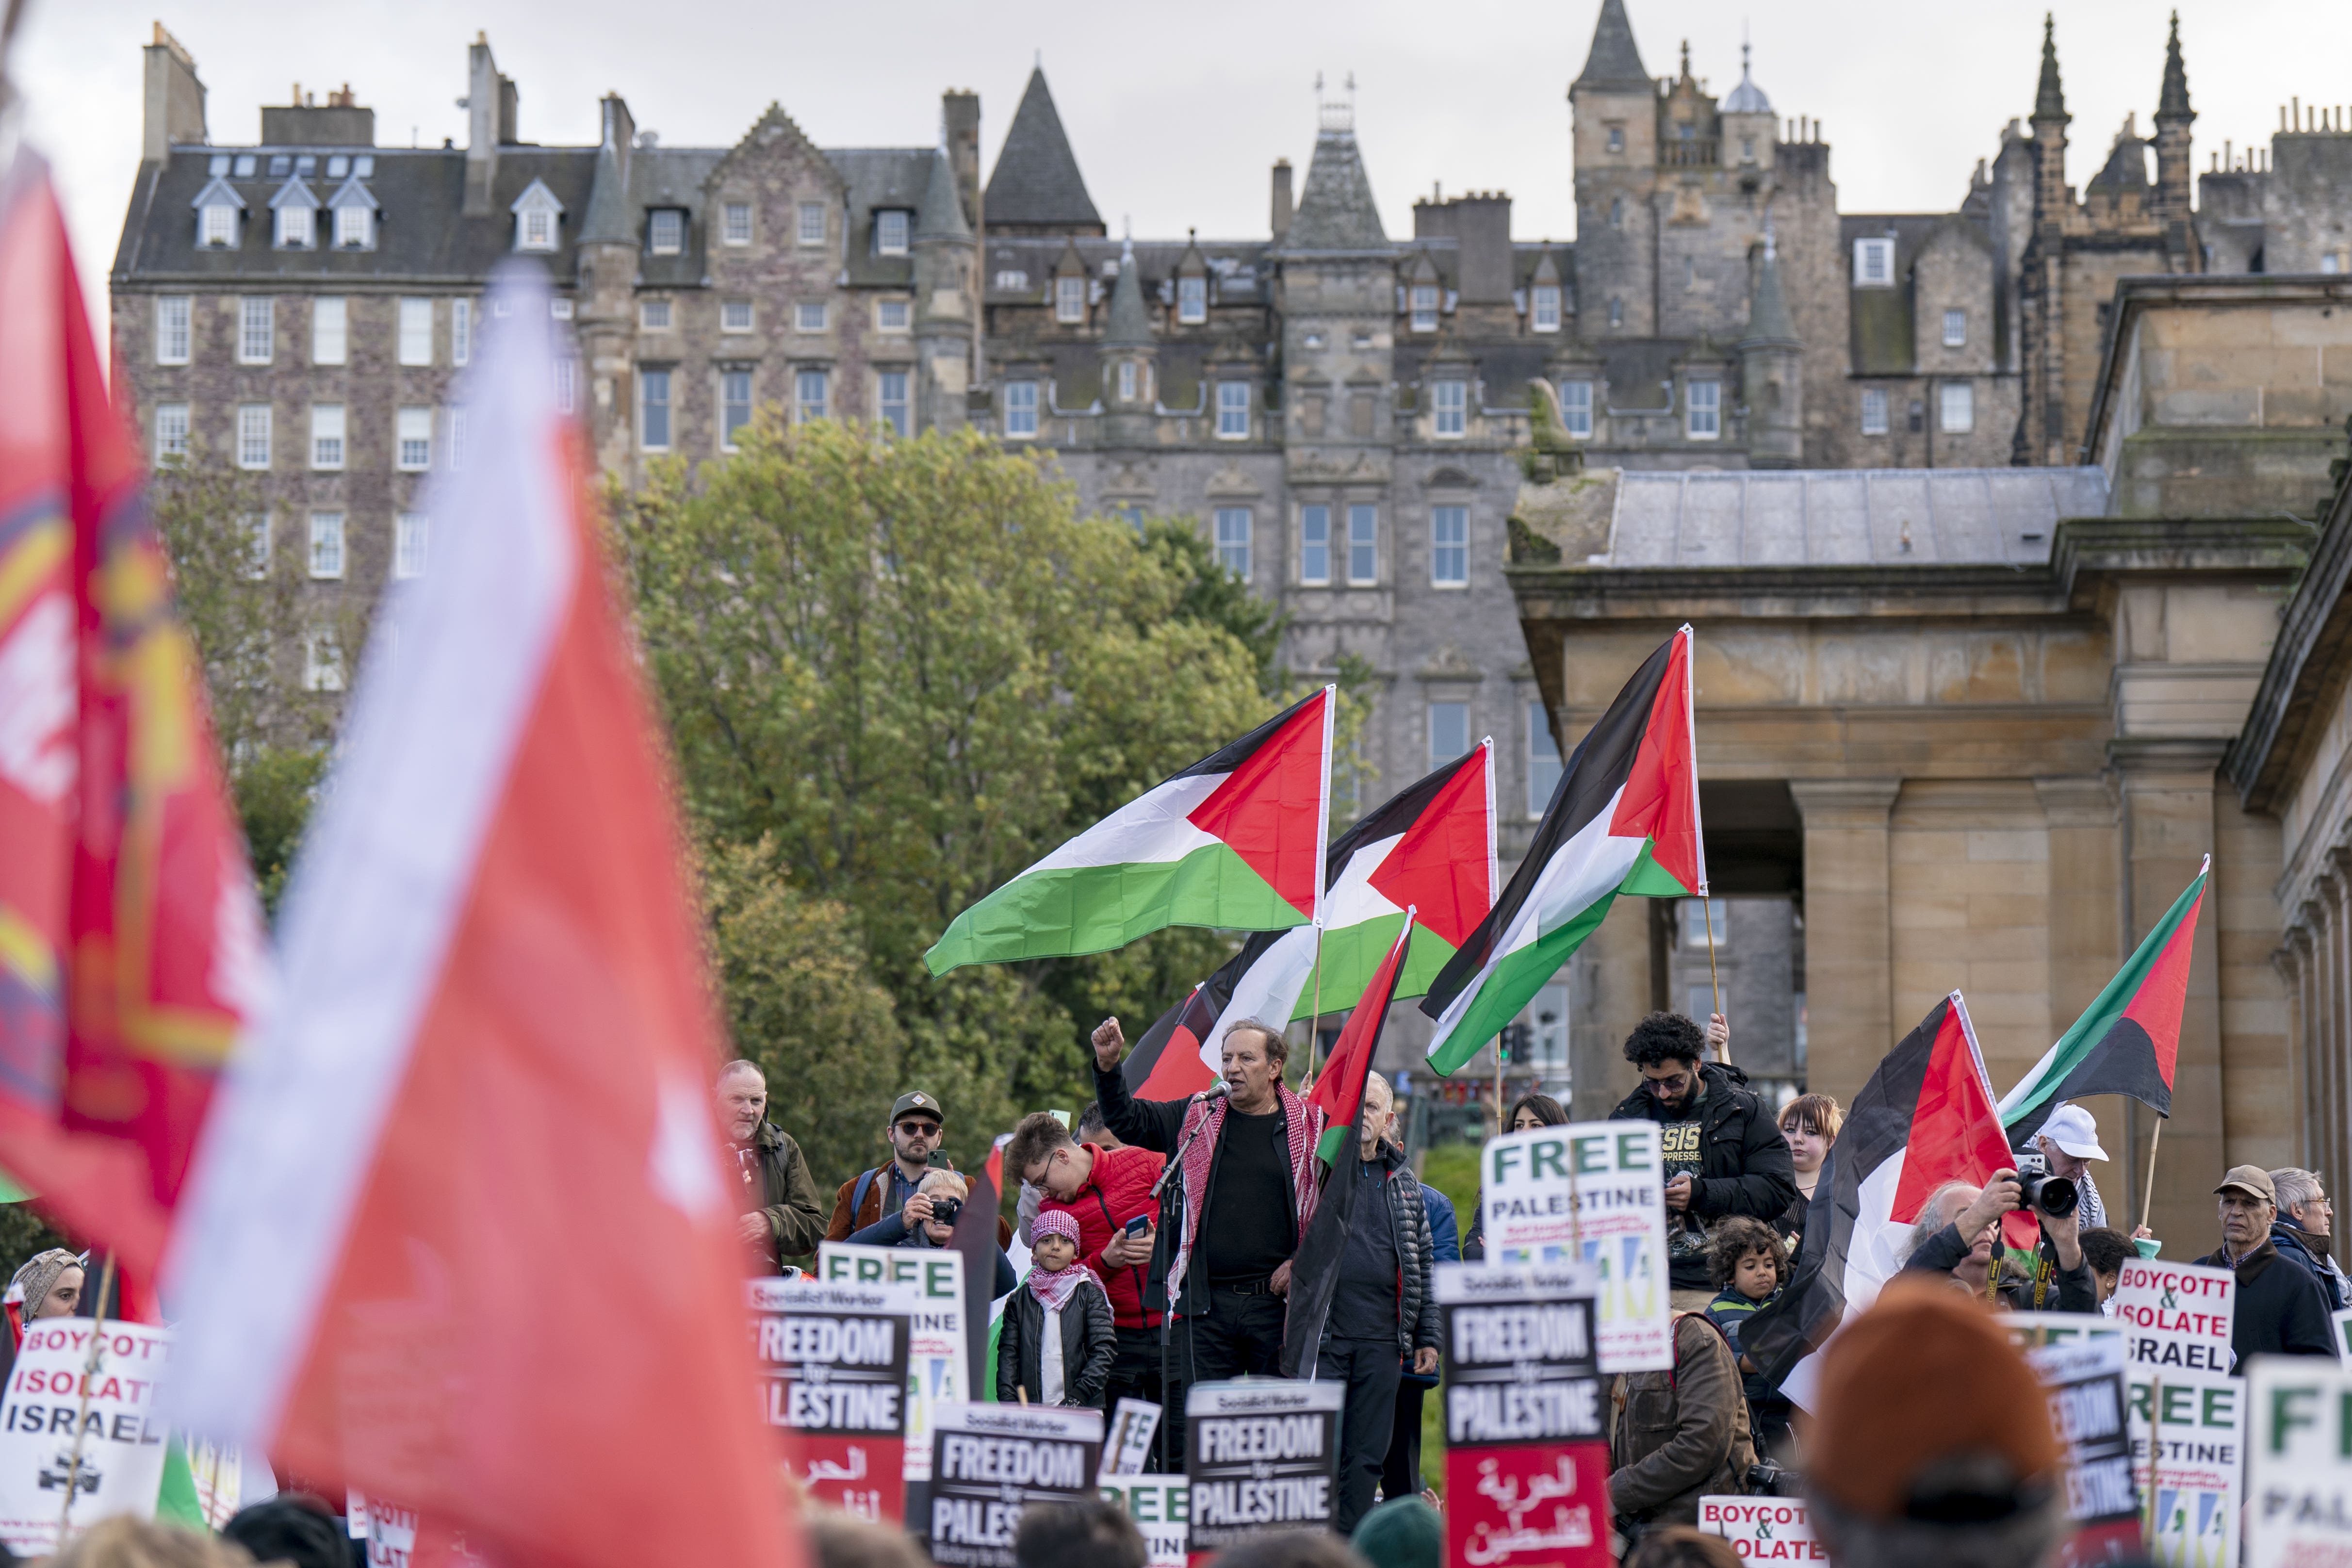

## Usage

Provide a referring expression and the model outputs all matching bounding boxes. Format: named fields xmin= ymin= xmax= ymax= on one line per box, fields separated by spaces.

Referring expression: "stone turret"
xmin=1570 ymin=0 xmax=1659 ymax=337
xmin=1101 ymin=236 xmax=1157 ymax=443
xmin=2151 ymin=12 xmax=2197 ymax=255
xmin=914 ymin=147 xmax=977 ymax=430
xmin=1740 ymin=229 xmax=1803 ymax=467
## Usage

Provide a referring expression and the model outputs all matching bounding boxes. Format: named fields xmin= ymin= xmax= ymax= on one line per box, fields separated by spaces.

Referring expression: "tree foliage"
xmin=616 ymin=421 xmax=1294 ymax=1165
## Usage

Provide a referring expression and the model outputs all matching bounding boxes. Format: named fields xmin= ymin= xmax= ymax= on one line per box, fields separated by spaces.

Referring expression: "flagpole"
xmin=2139 ymin=1116 xmax=2164 ymax=1232
xmin=1301 ymin=684 xmax=1337 ymax=1092
xmin=54 ymin=1251 xmax=116 ymax=1547
xmin=1302 ymin=921 xmax=1327 ymax=1092
xmin=1701 ymin=897 xmax=1726 ymax=1062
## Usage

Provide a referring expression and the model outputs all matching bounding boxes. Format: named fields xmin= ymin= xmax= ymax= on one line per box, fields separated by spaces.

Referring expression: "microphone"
xmin=1197 ymin=1080 xmax=1231 ymax=1102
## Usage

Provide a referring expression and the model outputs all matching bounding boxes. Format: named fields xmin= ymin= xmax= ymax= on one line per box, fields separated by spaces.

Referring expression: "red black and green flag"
xmin=1420 ymin=628 xmax=1703 ymax=1074
xmin=1276 ymin=914 xmax=1415 ymax=1378
xmin=1119 ymin=745 xmax=1495 ymax=1100
xmin=1999 ymin=857 xmax=2207 ymax=1139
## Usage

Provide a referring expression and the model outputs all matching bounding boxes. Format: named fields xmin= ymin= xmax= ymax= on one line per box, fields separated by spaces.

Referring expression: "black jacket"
xmin=2197 ymin=1241 xmax=2338 ymax=1365
xmin=996 ymin=1274 xmax=1118 ymax=1408
xmin=1094 ymin=1059 xmax=1297 ymax=1314
xmin=1309 ymin=1145 xmax=1441 ymax=1362
xmin=1903 ymin=1223 xmax=2098 ymax=1312
xmin=2270 ymin=1219 xmax=2351 ymax=1312
xmin=1609 ymin=1061 xmax=1798 ymax=1277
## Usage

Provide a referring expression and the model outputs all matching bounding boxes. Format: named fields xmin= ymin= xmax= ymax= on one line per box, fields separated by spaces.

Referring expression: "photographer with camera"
xmin=848 ymin=1168 xmax=1019 ymax=1294
xmin=1899 ymin=1154 xmax=2095 ymax=1312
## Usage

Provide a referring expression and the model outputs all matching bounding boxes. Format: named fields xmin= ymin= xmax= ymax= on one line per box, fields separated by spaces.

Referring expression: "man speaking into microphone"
xmin=1090 ymin=1016 xmax=1327 ymax=1386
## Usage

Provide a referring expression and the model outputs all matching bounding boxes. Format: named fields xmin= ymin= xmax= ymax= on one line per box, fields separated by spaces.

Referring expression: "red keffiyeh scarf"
xmin=1168 ymin=1083 xmax=1323 ymax=1309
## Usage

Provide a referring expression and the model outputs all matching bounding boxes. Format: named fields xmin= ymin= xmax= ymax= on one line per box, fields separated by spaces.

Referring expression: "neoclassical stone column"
xmin=1789 ymin=779 xmax=1903 ymax=1111
xmin=2278 ymin=924 xmax=2314 ymax=1172
xmin=2110 ymin=737 xmax=2226 ymax=1245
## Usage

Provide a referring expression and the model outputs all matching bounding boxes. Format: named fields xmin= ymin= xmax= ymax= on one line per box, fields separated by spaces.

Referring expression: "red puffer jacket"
xmin=1041 ymin=1143 xmax=1166 ymax=1330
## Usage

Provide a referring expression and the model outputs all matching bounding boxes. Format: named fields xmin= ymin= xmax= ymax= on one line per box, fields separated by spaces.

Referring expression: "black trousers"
xmin=1318 ymin=1337 xmax=1403 ymax=1537
xmin=1189 ymin=1287 xmax=1288 ymax=1380
xmin=1104 ymin=1324 xmax=1176 ymax=1472
xmin=1381 ymin=1375 xmax=1431 ymax=1501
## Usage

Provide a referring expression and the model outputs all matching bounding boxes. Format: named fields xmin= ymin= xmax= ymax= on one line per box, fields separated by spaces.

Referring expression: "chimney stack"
xmin=1271 ymin=158 xmax=1294 ymax=243
xmin=141 ymin=22 xmax=207 ymax=162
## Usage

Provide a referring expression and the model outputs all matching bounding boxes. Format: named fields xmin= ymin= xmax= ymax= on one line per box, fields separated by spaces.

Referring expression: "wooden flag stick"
xmin=2140 ymin=1116 xmax=2165 ymax=1232
xmin=1702 ymin=898 xmax=1728 ymax=1064
xmin=54 ymin=1251 xmax=117 ymax=1547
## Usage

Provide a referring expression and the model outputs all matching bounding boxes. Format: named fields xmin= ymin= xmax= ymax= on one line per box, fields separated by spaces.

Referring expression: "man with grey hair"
xmin=1090 ymin=1013 xmax=1326 ymax=1383
xmin=2267 ymin=1167 xmax=2348 ymax=1310
xmin=715 ymin=1059 xmax=827 ymax=1270
xmin=1901 ymin=1169 xmax=2094 ymax=1312
xmin=2199 ymin=1166 xmax=2335 ymax=1363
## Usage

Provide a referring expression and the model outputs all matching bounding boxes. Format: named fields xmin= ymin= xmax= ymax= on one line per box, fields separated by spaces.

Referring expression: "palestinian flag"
xmin=2000 ymin=857 xmax=2206 ymax=1140
xmin=1277 ymin=915 xmax=1414 ymax=1377
xmin=1743 ymin=992 xmax=2022 ymax=1405
xmin=926 ymin=687 xmax=1334 ymax=974
xmin=1421 ymin=628 xmax=1703 ymax=1074
xmin=1118 ymin=744 xmax=1496 ymax=1100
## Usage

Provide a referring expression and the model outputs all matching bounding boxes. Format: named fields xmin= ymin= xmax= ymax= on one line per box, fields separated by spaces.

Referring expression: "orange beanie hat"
xmin=1808 ymin=1276 xmax=2061 ymax=1519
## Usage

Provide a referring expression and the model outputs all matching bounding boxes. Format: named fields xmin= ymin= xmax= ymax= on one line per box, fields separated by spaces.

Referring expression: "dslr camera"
xmin=929 ymin=1196 xmax=964 ymax=1228
xmin=2011 ymin=1150 xmax=2077 ymax=1218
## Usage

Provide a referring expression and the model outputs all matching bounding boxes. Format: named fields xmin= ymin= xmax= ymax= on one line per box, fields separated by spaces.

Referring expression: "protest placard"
xmin=2029 ymin=1338 xmax=2142 ymax=1568
xmin=181 ymin=1440 xmax=242 ymax=1530
xmin=363 ymin=1497 xmax=418 ymax=1568
xmin=1101 ymin=1400 xmax=1162 ymax=1480
xmin=0 ymin=1319 xmax=172 ymax=1555
xmin=818 ymin=1242 xmax=967 ymax=1482
xmin=751 ymin=1278 xmax=920 ymax=1520
xmin=1479 ymin=1124 xmax=1671 ymax=1372
xmin=1185 ymin=1379 xmax=1345 ymax=1562
xmin=1099 ymin=1476 xmax=1188 ymax=1568
xmin=2244 ymin=1357 xmax=2352 ymax=1568
xmin=2004 ymin=1313 xmax=2125 ymax=1352
xmin=2127 ymin=1363 xmax=2241 ymax=1568
xmin=1697 ymin=1497 xmax=1826 ymax=1563
xmin=2330 ymin=1307 xmax=2352 ymax=1364
xmin=928 ymin=1403 xmax=1104 ymax=1568
xmin=1436 ymin=1262 xmax=1611 ymax=1568
xmin=2113 ymin=1259 xmax=2237 ymax=1376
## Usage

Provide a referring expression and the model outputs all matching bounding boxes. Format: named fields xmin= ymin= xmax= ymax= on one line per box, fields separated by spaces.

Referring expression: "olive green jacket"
xmin=746 ymin=1122 xmax=828 ymax=1267
xmin=1608 ymin=1312 xmax=1755 ymax=1525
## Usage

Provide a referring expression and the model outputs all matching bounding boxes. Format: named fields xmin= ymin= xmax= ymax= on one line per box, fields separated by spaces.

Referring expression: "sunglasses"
xmin=896 ymin=1120 xmax=942 ymax=1138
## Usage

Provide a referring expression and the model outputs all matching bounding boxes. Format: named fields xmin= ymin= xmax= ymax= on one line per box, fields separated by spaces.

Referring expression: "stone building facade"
xmin=108 ymin=12 xmax=2352 ymax=1100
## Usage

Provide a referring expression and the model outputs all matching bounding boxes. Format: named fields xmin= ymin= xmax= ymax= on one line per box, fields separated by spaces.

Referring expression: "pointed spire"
xmin=1287 ymin=85 xmax=1389 ymax=250
xmin=915 ymin=147 xmax=970 ymax=243
xmin=1680 ymin=39 xmax=1692 ymax=82
xmin=2034 ymin=14 xmax=2070 ymax=125
xmin=983 ymin=67 xmax=1102 ymax=233
xmin=2156 ymin=11 xmax=2193 ymax=124
xmin=1105 ymin=236 xmax=1151 ymax=347
xmin=1572 ymin=0 xmax=1652 ymax=94
xmin=1741 ymin=225 xmax=1797 ymax=345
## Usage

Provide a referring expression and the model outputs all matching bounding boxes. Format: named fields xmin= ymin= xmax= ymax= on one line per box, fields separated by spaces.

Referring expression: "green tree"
xmin=701 ymin=838 xmax=905 ymax=1199
xmin=615 ymin=422 xmax=1280 ymax=1163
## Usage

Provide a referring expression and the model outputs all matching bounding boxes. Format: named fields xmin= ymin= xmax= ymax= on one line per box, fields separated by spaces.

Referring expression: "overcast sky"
xmin=19 ymin=0 xmax=2352 ymax=331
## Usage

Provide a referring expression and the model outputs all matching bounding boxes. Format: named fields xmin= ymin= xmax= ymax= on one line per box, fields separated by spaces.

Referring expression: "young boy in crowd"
xmin=1704 ymin=1216 xmax=1793 ymax=1457
xmin=996 ymin=1210 xmax=1116 ymax=1408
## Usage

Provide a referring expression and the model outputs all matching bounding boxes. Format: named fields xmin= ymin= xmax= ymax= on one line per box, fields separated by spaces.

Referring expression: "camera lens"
xmin=931 ymin=1198 xmax=962 ymax=1226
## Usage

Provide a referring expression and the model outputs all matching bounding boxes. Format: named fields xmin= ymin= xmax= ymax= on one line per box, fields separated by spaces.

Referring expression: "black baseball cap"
xmin=891 ymin=1092 xmax=944 ymax=1125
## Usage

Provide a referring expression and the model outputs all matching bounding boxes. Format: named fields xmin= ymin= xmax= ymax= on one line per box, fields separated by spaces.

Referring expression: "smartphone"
xmin=1124 ymin=1215 xmax=1150 ymax=1237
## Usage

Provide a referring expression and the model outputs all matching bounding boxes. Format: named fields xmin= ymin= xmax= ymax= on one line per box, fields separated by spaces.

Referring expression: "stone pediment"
xmin=1419 ymin=644 xmax=1483 ymax=681
xmin=1204 ymin=463 xmax=1262 ymax=498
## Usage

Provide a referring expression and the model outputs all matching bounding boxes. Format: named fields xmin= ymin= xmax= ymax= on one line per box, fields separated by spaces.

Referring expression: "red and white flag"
xmin=163 ymin=264 xmax=797 ymax=1568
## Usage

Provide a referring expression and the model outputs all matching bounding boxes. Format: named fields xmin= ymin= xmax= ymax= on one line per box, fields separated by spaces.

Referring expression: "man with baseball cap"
xmin=2197 ymin=1165 xmax=2336 ymax=1366
xmin=826 ymin=1091 xmax=955 ymax=1241
xmin=1805 ymin=1276 xmax=2069 ymax=1568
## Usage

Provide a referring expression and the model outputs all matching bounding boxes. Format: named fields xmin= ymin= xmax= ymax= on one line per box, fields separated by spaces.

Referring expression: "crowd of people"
xmin=3 ymin=1006 xmax=2343 ymax=1568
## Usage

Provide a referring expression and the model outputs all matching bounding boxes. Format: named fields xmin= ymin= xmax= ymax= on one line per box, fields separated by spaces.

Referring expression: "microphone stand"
xmin=1153 ymin=1086 xmax=1222 ymax=1473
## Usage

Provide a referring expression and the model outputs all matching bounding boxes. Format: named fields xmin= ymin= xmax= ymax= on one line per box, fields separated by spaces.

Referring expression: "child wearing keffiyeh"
xmin=996 ymin=1210 xmax=1116 ymax=1408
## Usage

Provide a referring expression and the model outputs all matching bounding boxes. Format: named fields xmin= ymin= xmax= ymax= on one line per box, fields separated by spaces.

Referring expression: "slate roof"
xmin=1722 ymin=49 xmax=1772 ymax=114
xmin=113 ymin=144 xmax=598 ymax=282
xmin=1286 ymin=128 xmax=1388 ymax=251
xmin=1596 ymin=467 xmax=2109 ymax=568
xmin=1574 ymin=0 xmax=1654 ymax=94
xmin=828 ymin=147 xmax=937 ymax=285
xmin=1840 ymin=213 xmax=1991 ymax=375
xmin=984 ymin=69 xmax=1101 ymax=231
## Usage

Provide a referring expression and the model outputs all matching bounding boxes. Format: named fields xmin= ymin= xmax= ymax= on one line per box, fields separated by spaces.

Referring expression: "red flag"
xmin=0 ymin=153 xmax=261 ymax=1292
xmin=1305 ymin=913 xmax=1416 ymax=1163
xmin=163 ymin=264 xmax=797 ymax=1568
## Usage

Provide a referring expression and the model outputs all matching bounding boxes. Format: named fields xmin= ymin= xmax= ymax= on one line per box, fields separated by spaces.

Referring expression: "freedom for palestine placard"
xmin=751 ymin=1278 xmax=919 ymax=1521
xmin=1435 ymin=1262 xmax=1611 ymax=1568
xmin=1184 ymin=1380 xmax=1344 ymax=1563
xmin=928 ymin=1404 xmax=1103 ymax=1568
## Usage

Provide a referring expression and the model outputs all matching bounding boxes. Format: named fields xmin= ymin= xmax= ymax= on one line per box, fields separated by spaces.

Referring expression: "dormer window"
xmin=1532 ymin=284 xmax=1562 ymax=332
xmin=1055 ymin=275 xmax=1085 ymax=324
xmin=1178 ymin=276 xmax=1208 ymax=325
xmin=511 ymin=179 xmax=566 ymax=254
xmin=1409 ymin=284 xmax=1439 ymax=332
xmin=874 ymin=210 xmax=910 ymax=256
xmin=1854 ymin=238 xmax=1895 ymax=287
xmin=649 ymin=209 xmax=685 ymax=256
xmin=327 ymin=175 xmax=376 ymax=250
xmin=276 ymin=205 xmax=312 ymax=248
xmin=192 ymin=176 xmax=245 ymax=249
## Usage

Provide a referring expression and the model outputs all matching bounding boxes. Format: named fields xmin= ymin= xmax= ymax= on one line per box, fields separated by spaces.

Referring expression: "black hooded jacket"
xmin=1609 ymin=1061 xmax=1797 ymax=1286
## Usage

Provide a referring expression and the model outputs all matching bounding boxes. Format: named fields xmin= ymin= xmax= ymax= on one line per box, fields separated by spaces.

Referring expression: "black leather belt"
xmin=1215 ymin=1277 xmax=1276 ymax=1295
